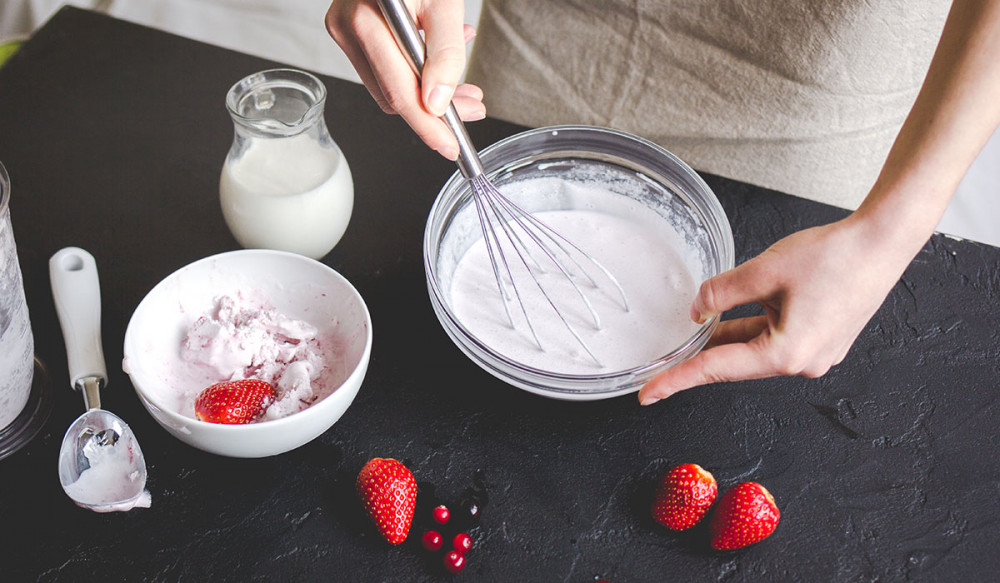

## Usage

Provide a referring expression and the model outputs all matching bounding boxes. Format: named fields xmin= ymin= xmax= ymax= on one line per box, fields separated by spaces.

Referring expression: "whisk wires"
xmin=469 ymin=174 xmax=630 ymax=367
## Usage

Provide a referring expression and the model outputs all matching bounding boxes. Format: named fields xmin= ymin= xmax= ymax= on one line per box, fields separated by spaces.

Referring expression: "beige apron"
xmin=467 ymin=0 xmax=951 ymax=209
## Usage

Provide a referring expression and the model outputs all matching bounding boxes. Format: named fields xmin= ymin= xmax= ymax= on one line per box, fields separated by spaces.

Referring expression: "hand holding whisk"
xmin=376 ymin=0 xmax=629 ymax=365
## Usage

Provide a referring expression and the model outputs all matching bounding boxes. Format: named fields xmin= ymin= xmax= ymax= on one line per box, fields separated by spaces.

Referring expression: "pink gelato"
xmin=180 ymin=294 xmax=343 ymax=420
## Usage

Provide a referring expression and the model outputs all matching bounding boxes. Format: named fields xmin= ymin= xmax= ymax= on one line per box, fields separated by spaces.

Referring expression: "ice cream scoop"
xmin=51 ymin=247 xmax=150 ymax=512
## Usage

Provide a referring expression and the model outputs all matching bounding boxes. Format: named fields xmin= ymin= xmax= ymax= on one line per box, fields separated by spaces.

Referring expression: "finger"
xmin=692 ymin=257 xmax=781 ymax=323
xmin=355 ymin=6 xmax=460 ymax=158
xmin=637 ymin=341 xmax=775 ymax=405
xmin=452 ymin=83 xmax=485 ymax=120
xmin=452 ymin=95 xmax=486 ymax=120
xmin=705 ymin=316 xmax=769 ymax=348
xmin=418 ymin=3 xmax=467 ymax=116
xmin=454 ymin=83 xmax=483 ymax=101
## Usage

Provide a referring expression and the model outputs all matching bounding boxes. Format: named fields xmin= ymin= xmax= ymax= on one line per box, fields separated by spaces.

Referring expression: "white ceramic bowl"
xmin=123 ymin=250 xmax=371 ymax=457
xmin=425 ymin=126 xmax=734 ymax=401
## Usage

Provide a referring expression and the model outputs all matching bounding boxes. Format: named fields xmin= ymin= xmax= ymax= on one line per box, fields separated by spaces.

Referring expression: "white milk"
xmin=220 ymin=133 xmax=354 ymax=260
xmin=450 ymin=206 xmax=701 ymax=375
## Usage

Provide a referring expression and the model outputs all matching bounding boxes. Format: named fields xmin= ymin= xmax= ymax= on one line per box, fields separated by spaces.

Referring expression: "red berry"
xmin=356 ymin=458 xmax=418 ymax=545
xmin=709 ymin=481 xmax=780 ymax=550
xmin=422 ymin=530 xmax=443 ymax=552
xmin=443 ymin=550 xmax=466 ymax=574
xmin=453 ymin=532 xmax=473 ymax=555
xmin=194 ymin=379 xmax=275 ymax=424
xmin=432 ymin=504 xmax=450 ymax=524
xmin=651 ymin=463 xmax=718 ymax=531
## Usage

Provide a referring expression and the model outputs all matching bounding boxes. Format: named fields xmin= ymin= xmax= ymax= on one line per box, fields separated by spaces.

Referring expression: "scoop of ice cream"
xmin=62 ymin=437 xmax=151 ymax=513
xmin=180 ymin=294 xmax=329 ymax=420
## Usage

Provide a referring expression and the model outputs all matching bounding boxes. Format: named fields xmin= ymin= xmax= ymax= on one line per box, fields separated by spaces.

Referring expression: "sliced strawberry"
xmin=194 ymin=379 xmax=275 ymax=424
xmin=651 ymin=463 xmax=718 ymax=531
xmin=356 ymin=458 xmax=417 ymax=544
xmin=709 ymin=481 xmax=780 ymax=550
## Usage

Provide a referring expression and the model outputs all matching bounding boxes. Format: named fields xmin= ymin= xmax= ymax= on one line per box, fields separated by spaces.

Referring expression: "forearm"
xmin=853 ymin=0 xmax=1000 ymax=257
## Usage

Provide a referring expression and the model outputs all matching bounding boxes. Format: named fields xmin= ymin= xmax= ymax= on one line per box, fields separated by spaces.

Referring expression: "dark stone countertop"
xmin=1 ymin=7 xmax=998 ymax=582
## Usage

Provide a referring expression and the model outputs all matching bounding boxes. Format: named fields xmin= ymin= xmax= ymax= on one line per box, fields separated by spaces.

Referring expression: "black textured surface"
xmin=2 ymin=8 xmax=999 ymax=582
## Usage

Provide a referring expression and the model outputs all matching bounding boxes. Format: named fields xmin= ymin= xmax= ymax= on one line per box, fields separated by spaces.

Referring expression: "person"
xmin=325 ymin=0 xmax=1000 ymax=405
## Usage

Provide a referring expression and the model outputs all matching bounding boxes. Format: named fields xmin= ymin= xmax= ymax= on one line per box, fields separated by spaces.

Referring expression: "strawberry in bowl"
xmin=194 ymin=380 xmax=275 ymax=425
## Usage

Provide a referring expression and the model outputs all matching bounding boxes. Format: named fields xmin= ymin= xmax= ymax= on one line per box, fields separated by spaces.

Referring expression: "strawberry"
xmin=651 ymin=463 xmax=718 ymax=530
xmin=356 ymin=458 xmax=417 ymax=544
xmin=194 ymin=379 xmax=275 ymax=424
xmin=709 ymin=481 xmax=780 ymax=550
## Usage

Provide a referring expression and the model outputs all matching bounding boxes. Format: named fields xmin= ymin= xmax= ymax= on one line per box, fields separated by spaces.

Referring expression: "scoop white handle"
xmin=50 ymin=247 xmax=107 ymax=400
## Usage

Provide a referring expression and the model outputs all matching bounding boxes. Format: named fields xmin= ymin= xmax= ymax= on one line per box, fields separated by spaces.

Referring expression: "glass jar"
xmin=0 ymin=161 xmax=35 ymax=431
xmin=220 ymin=69 xmax=354 ymax=260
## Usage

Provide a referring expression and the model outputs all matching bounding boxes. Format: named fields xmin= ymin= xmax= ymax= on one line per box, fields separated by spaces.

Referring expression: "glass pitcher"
xmin=220 ymin=69 xmax=354 ymax=260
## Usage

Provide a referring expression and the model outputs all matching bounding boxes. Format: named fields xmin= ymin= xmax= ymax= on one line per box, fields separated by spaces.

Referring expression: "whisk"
xmin=377 ymin=0 xmax=629 ymax=365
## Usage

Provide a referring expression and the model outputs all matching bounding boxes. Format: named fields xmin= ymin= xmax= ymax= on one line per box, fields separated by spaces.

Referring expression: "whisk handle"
xmin=376 ymin=0 xmax=485 ymax=178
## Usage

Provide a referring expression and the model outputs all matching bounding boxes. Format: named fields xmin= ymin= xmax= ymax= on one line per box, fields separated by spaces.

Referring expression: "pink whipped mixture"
xmin=180 ymin=294 xmax=342 ymax=420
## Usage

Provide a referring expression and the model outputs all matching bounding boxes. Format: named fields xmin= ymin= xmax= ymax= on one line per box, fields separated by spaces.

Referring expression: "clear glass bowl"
xmin=424 ymin=126 xmax=734 ymax=400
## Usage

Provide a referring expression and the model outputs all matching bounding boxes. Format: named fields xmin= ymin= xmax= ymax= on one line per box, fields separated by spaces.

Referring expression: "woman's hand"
xmin=325 ymin=0 xmax=485 ymax=160
xmin=639 ymin=0 xmax=1000 ymax=405
xmin=637 ymin=215 xmax=916 ymax=405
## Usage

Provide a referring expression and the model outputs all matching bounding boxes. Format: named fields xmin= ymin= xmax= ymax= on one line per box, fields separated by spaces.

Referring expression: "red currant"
xmin=432 ymin=504 xmax=450 ymax=524
xmin=443 ymin=550 xmax=466 ymax=574
xmin=453 ymin=532 xmax=473 ymax=555
xmin=421 ymin=530 xmax=443 ymax=552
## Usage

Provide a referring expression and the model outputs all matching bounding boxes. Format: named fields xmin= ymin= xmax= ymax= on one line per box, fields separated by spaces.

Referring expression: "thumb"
xmin=418 ymin=5 xmax=467 ymax=116
xmin=692 ymin=255 xmax=779 ymax=323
